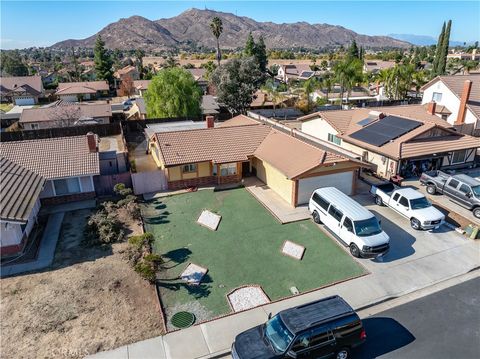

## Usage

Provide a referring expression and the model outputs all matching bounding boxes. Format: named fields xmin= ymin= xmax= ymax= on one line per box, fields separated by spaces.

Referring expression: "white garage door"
xmin=15 ymin=97 xmax=35 ymax=105
xmin=297 ymin=171 xmax=353 ymax=205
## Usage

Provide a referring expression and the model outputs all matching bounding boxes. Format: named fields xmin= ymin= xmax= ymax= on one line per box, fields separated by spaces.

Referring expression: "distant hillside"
xmin=389 ymin=33 xmax=469 ymax=47
xmin=52 ymin=8 xmax=411 ymax=51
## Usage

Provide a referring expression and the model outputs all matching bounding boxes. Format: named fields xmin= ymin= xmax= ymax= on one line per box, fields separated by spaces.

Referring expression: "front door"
xmin=242 ymin=161 xmax=251 ymax=177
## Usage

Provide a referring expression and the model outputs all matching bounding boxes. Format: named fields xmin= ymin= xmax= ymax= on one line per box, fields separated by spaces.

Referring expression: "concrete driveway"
xmin=350 ymin=192 xmax=473 ymax=273
xmin=402 ymin=178 xmax=480 ymax=226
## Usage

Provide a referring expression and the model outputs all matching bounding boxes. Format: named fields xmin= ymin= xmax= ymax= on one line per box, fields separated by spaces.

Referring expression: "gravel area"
xmin=165 ymin=301 xmax=214 ymax=331
xmin=197 ymin=210 xmax=221 ymax=230
xmin=228 ymin=286 xmax=270 ymax=312
xmin=282 ymin=240 xmax=306 ymax=260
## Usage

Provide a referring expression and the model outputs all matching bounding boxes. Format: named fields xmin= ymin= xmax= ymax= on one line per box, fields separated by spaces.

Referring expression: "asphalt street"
xmin=352 ymin=277 xmax=480 ymax=359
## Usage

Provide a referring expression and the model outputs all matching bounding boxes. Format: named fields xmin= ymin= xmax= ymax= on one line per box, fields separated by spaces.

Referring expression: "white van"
xmin=309 ymin=187 xmax=390 ymax=258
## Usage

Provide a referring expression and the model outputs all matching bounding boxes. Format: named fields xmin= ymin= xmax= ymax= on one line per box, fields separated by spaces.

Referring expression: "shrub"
xmin=134 ymin=261 xmax=157 ymax=283
xmin=128 ymin=232 xmax=154 ymax=250
xmin=84 ymin=209 xmax=124 ymax=245
xmin=127 ymin=232 xmax=161 ymax=283
xmin=114 ymin=183 xmax=133 ymax=197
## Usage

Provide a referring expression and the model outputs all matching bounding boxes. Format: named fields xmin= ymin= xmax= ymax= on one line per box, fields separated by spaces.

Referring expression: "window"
xmin=327 ymin=133 xmax=342 ymax=145
xmin=291 ymin=332 xmax=312 ymax=352
xmin=343 ymin=217 xmax=354 ymax=232
xmin=399 ymin=196 xmax=409 ymax=207
xmin=392 ymin=193 xmax=400 ymax=201
xmin=309 ymin=328 xmax=333 ymax=347
xmin=459 ymin=184 xmax=471 ymax=194
xmin=452 ymin=150 xmax=466 ymax=164
xmin=182 ymin=164 xmax=197 ymax=173
xmin=432 ymin=92 xmax=443 ymax=102
xmin=312 ymin=193 xmax=330 ymax=211
xmin=441 ymin=114 xmax=448 ymax=120
xmin=220 ymin=163 xmax=237 ymax=176
xmin=53 ymin=178 xmax=81 ymax=196
xmin=30 ymin=123 xmax=39 ymax=130
xmin=328 ymin=206 xmax=343 ymax=222
xmin=448 ymin=179 xmax=460 ymax=189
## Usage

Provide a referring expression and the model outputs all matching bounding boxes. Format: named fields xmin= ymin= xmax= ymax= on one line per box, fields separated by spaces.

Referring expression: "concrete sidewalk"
xmin=87 ymin=238 xmax=479 ymax=359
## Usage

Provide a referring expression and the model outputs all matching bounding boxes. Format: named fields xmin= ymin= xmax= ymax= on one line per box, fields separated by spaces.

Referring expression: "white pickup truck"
xmin=370 ymin=183 xmax=445 ymax=230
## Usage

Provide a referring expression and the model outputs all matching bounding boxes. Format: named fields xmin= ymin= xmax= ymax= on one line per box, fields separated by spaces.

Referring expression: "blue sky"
xmin=1 ymin=1 xmax=479 ymax=49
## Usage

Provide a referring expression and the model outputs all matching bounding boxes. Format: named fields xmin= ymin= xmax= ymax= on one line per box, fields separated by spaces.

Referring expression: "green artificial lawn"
xmin=142 ymin=188 xmax=366 ymax=319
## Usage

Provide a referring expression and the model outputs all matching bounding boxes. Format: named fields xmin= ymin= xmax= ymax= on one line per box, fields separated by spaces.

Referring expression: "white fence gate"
xmin=131 ymin=170 xmax=168 ymax=195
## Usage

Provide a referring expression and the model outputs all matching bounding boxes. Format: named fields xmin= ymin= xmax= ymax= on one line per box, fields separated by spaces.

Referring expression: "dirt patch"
xmin=0 ymin=208 xmax=163 ymax=359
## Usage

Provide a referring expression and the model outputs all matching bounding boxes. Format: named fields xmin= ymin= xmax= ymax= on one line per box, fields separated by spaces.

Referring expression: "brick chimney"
xmin=455 ymin=80 xmax=472 ymax=125
xmin=86 ymin=132 xmax=97 ymax=153
xmin=427 ymin=101 xmax=436 ymax=115
xmin=206 ymin=116 xmax=215 ymax=128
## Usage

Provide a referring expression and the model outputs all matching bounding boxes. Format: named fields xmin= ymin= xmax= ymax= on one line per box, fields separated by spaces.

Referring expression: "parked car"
xmin=420 ymin=171 xmax=480 ymax=219
xmin=370 ymin=183 xmax=444 ymax=230
xmin=231 ymin=295 xmax=366 ymax=359
xmin=309 ymin=187 xmax=390 ymax=258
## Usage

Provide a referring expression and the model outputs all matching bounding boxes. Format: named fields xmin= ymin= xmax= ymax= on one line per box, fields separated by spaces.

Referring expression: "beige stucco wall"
xmin=198 ymin=162 xmax=211 ymax=177
xmin=167 ymin=166 xmax=182 ymax=181
xmin=254 ymin=157 xmax=293 ymax=204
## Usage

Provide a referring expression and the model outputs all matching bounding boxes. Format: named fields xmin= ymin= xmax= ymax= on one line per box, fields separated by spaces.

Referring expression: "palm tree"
xmin=321 ymin=75 xmax=333 ymax=102
xmin=210 ymin=17 xmax=223 ymax=67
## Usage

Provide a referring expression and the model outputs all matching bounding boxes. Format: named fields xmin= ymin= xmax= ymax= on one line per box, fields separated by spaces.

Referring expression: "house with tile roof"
xmin=147 ymin=115 xmax=364 ymax=206
xmin=276 ymin=64 xmax=315 ymax=83
xmin=0 ymin=158 xmax=45 ymax=257
xmin=299 ymin=104 xmax=479 ymax=179
xmin=55 ymin=81 xmax=110 ymax=102
xmin=421 ymin=75 xmax=480 ymax=136
xmin=0 ymin=134 xmax=100 ymax=205
xmin=132 ymin=80 xmax=151 ymax=97
xmin=0 ymin=76 xmax=44 ymax=105
xmin=20 ymin=102 xmax=112 ymax=129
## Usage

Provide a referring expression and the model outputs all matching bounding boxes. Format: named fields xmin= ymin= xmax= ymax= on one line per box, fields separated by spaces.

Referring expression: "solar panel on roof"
xmin=357 ymin=117 xmax=376 ymax=127
xmin=350 ymin=115 xmax=422 ymax=147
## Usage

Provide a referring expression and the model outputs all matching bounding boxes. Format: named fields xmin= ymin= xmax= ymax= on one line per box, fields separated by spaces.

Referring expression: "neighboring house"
xmin=201 ymin=95 xmax=220 ymax=117
xmin=312 ymin=86 xmax=377 ymax=105
xmin=447 ymin=49 xmax=480 ymax=61
xmin=148 ymin=115 xmax=363 ymax=206
xmin=55 ymin=81 xmax=110 ymax=102
xmin=19 ymin=102 xmax=112 ymax=129
xmin=249 ymin=108 xmax=304 ymax=121
xmin=132 ymin=80 xmax=151 ymax=97
xmin=0 ymin=76 xmax=44 ymax=105
xmin=0 ymin=157 xmax=45 ymax=257
xmin=0 ymin=134 xmax=100 ymax=205
xmin=299 ymin=104 xmax=479 ymax=179
xmin=276 ymin=64 xmax=315 ymax=83
xmin=363 ymin=60 xmax=396 ymax=74
xmin=126 ymin=98 xmax=147 ymax=120
xmin=421 ymin=75 xmax=480 ymax=135
xmin=187 ymin=68 xmax=208 ymax=92
xmin=114 ymin=65 xmax=140 ymax=81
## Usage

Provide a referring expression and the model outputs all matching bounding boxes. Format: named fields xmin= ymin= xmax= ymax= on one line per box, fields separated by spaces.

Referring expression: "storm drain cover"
xmin=171 ymin=311 xmax=196 ymax=329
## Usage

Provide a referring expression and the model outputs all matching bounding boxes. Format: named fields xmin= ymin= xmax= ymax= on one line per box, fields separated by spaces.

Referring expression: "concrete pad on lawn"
xmin=200 ymin=307 xmax=268 ymax=354
xmin=163 ymin=325 xmax=210 ymax=359
xmin=128 ymin=336 xmax=166 ymax=359
xmin=197 ymin=210 xmax=221 ymax=230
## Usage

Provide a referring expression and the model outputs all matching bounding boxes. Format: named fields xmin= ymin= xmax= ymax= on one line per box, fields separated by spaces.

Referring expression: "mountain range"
xmin=52 ymin=8 xmax=411 ymax=51
xmin=388 ymin=33 xmax=470 ymax=47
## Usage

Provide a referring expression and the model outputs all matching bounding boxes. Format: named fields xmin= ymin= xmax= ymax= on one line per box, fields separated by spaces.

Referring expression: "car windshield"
xmin=410 ymin=197 xmax=431 ymax=210
xmin=354 ymin=217 xmax=382 ymax=237
xmin=471 ymin=185 xmax=480 ymax=197
xmin=264 ymin=315 xmax=294 ymax=353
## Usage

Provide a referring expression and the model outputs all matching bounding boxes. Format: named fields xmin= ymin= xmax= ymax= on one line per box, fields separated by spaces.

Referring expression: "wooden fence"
xmin=94 ymin=172 xmax=132 ymax=196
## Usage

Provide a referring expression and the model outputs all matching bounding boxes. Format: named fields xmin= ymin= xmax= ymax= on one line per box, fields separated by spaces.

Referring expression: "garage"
xmin=297 ymin=171 xmax=354 ymax=205
xmin=14 ymin=97 xmax=35 ymax=106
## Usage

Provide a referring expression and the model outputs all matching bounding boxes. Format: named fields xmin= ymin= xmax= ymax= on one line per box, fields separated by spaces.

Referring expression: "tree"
xmin=348 ymin=40 xmax=360 ymax=59
xmin=50 ymin=104 xmax=81 ymax=127
xmin=135 ymin=49 xmax=145 ymax=78
xmin=163 ymin=54 xmax=179 ymax=68
xmin=210 ymin=57 xmax=264 ymax=114
xmin=256 ymin=36 xmax=268 ymax=73
xmin=437 ymin=20 xmax=452 ymax=75
xmin=145 ymin=67 xmax=202 ymax=118
xmin=119 ymin=74 xmax=135 ymax=97
xmin=70 ymin=47 xmax=80 ymax=82
xmin=0 ymin=51 xmax=28 ymax=76
xmin=333 ymin=58 xmax=363 ymax=105
xmin=200 ymin=60 xmax=217 ymax=80
xmin=261 ymin=79 xmax=286 ymax=116
xmin=432 ymin=22 xmax=446 ymax=75
xmin=244 ymin=33 xmax=256 ymax=57
xmin=94 ymin=35 xmax=113 ymax=84
xmin=210 ymin=17 xmax=223 ymax=67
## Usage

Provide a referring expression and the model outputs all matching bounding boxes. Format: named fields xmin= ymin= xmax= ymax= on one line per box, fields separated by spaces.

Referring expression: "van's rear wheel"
xmin=410 ymin=218 xmax=421 ymax=230
xmin=375 ymin=195 xmax=383 ymax=206
xmin=473 ymin=208 xmax=480 ymax=219
xmin=350 ymin=244 xmax=360 ymax=258
xmin=336 ymin=347 xmax=350 ymax=359
xmin=426 ymin=185 xmax=436 ymax=195
xmin=312 ymin=211 xmax=321 ymax=224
